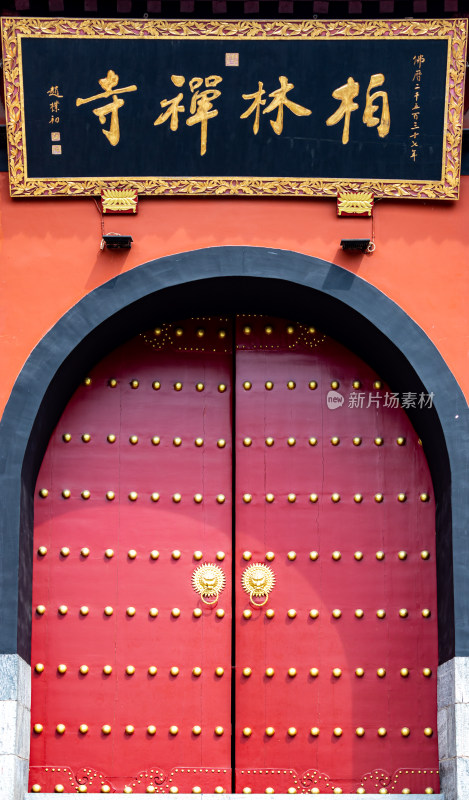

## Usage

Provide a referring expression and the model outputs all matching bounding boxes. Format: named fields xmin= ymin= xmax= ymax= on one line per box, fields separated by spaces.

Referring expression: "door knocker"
xmin=242 ymin=563 xmax=276 ymax=607
xmin=192 ymin=563 xmax=226 ymax=605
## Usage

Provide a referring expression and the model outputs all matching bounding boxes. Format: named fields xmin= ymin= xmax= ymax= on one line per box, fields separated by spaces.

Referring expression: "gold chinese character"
xmin=326 ymin=76 xmax=359 ymax=145
xmin=50 ymin=101 xmax=60 ymax=113
xmin=413 ymin=55 xmax=425 ymax=68
xmin=262 ymin=76 xmax=311 ymax=136
xmin=186 ymin=75 xmax=222 ymax=156
xmin=49 ymin=116 xmax=60 ymax=125
xmin=362 ymin=74 xmax=390 ymax=138
xmin=76 ymin=70 xmax=137 ymax=147
xmin=154 ymin=75 xmax=185 ymax=131
xmin=47 ymin=86 xmax=63 ymax=97
xmin=240 ymin=81 xmax=266 ymax=135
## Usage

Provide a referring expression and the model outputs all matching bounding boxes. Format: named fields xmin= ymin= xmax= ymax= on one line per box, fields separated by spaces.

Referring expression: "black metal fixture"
xmin=101 ymin=234 xmax=133 ymax=250
xmin=340 ymin=238 xmax=371 ymax=253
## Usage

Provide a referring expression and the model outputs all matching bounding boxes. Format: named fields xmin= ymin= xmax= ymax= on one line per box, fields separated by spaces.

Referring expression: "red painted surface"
xmin=1 ymin=172 xmax=469 ymax=421
xmin=234 ymin=316 xmax=438 ymax=794
xmin=31 ymin=322 xmax=233 ymax=794
xmin=31 ymin=316 xmax=438 ymax=794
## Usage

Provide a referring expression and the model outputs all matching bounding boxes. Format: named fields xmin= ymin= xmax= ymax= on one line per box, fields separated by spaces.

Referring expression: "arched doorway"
xmin=29 ymin=315 xmax=439 ymax=794
xmin=1 ymin=248 xmax=467 ymax=800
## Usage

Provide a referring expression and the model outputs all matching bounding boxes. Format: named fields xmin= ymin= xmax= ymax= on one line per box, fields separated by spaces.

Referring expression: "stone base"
xmin=0 ymin=654 xmax=31 ymax=800
xmin=23 ymin=795 xmax=445 ymax=799
xmin=438 ymin=656 xmax=469 ymax=800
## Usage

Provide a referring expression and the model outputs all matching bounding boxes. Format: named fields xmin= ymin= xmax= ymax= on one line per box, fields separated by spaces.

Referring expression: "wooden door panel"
xmin=234 ymin=315 xmax=439 ymax=795
xmin=30 ymin=320 xmax=233 ymax=795
xmin=31 ymin=313 xmax=439 ymax=795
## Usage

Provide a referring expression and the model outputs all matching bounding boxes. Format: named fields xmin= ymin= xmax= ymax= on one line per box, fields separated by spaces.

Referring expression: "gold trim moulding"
xmin=8 ymin=174 xmax=465 ymax=201
xmin=2 ymin=17 xmax=466 ymax=201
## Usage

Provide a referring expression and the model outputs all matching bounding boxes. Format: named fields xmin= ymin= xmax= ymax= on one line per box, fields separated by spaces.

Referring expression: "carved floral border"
xmin=2 ymin=17 xmax=467 ymax=200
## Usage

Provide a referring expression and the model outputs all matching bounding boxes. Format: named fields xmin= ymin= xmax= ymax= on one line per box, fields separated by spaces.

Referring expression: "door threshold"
xmin=24 ymin=794 xmax=445 ymax=798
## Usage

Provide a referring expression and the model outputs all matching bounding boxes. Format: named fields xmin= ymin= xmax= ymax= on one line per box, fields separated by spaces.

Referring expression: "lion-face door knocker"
xmin=192 ymin=563 xmax=226 ymax=605
xmin=242 ymin=563 xmax=276 ymax=608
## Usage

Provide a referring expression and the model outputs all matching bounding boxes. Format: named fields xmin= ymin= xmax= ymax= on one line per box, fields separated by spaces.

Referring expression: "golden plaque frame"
xmin=1 ymin=17 xmax=467 ymax=200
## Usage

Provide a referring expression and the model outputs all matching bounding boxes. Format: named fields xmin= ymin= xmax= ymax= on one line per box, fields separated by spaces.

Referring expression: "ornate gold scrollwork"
xmin=242 ymin=563 xmax=276 ymax=607
xmin=192 ymin=563 xmax=226 ymax=605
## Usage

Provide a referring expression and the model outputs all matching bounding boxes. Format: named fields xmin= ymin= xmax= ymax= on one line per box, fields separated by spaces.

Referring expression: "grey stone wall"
xmin=0 ymin=654 xmax=30 ymax=800
xmin=438 ymin=657 xmax=469 ymax=800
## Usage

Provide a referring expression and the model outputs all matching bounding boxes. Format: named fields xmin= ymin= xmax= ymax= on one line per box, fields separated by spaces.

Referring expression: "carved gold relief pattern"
xmin=337 ymin=191 xmax=374 ymax=216
xmin=28 ymin=764 xmax=439 ymax=793
xmin=359 ymin=767 xmax=439 ymax=794
xmin=30 ymin=766 xmax=233 ymax=793
xmin=101 ymin=189 xmax=138 ymax=213
xmin=2 ymin=17 xmax=466 ymax=199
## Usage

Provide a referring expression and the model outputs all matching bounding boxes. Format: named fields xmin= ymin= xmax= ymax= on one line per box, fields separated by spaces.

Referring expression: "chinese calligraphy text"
xmin=76 ymin=70 xmax=137 ymax=147
xmin=410 ymin=55 xmax=424 ymax=161
xmin=46 ymin=85 xmax=63 ymax=155
xmin=241 ymin=76 xmax=312 ymax=136
xmin=326 ymin=74 xmax=390 ymax=144
xmin=154 ymin=74 xmax=222 ymax=156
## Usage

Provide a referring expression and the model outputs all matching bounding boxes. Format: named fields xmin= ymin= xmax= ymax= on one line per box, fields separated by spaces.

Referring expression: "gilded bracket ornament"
xmin=101 ymin=189 xmax=138 ymax=214
xmin=337 ymin=191 xmax=374 ymax=217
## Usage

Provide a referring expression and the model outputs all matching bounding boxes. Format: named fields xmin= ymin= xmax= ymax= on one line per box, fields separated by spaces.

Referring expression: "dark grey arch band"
xmin=0 ymin=246 xmax=468 ymax=664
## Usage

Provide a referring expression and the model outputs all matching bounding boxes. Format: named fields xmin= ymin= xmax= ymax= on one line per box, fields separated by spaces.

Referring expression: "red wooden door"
xmin=234 ymin=316 xmax=439 ymax=795
xmin=30 ymin=320 xmax=233 ymax=794
xmin=30 ymin=314 xmax=439 ymax=795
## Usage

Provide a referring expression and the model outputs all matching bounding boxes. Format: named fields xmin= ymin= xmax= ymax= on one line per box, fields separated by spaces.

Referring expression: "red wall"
xmin=1 ymin=170 xmax=468 ymax=416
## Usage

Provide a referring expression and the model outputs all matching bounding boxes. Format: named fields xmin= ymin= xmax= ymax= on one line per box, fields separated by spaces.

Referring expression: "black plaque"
xmin=2 ymin=17 xmax=467 ymax=198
